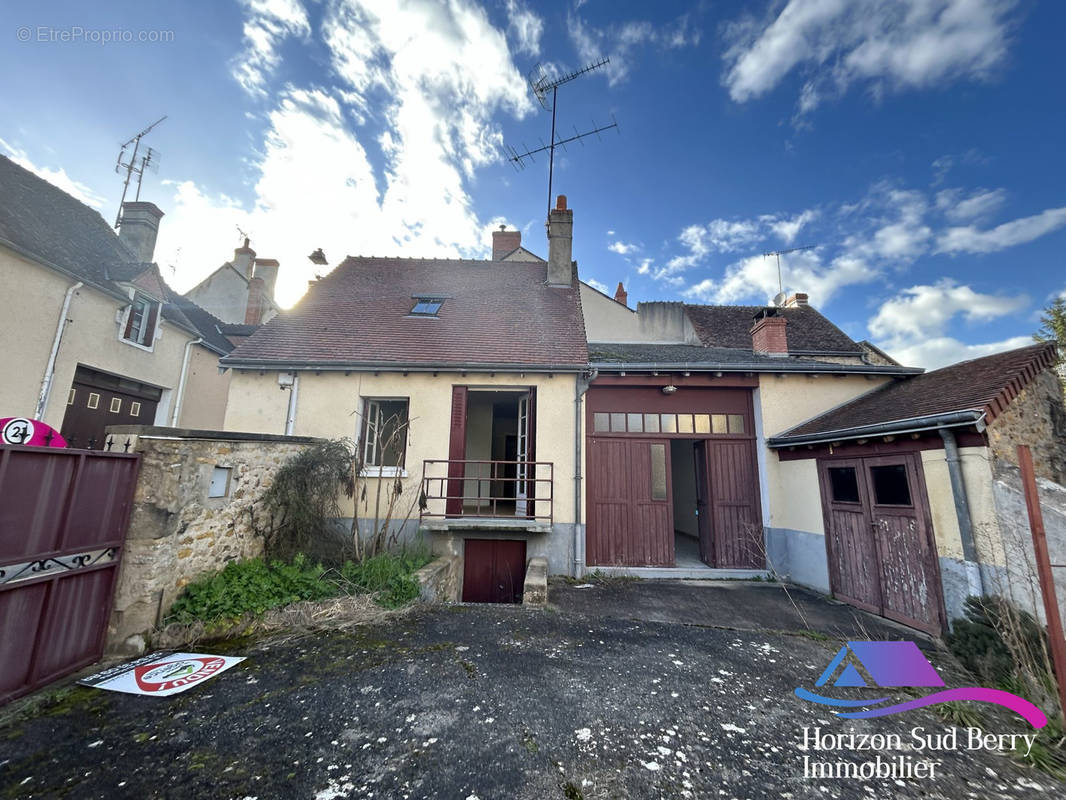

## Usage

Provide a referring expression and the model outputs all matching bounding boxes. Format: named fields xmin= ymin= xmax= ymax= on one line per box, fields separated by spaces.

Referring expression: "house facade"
xmin=0 ymin=156 xmax=234 ymax=445
xmin=221 ymin=200 xmax=588 ymax=601
xmin=185 ymin=238 xmax=282 ymax=326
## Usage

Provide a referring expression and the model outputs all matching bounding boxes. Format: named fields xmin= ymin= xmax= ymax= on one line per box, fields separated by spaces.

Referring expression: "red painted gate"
xmin=0 ymin=444 xmax=140 ymax=704
xmin=819 ymin=453 xmax=945 ymax=634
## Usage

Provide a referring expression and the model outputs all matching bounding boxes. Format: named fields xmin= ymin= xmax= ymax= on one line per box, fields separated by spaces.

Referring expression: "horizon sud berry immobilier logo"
xmin=792 ymin=641 xmax=1047 ymax=780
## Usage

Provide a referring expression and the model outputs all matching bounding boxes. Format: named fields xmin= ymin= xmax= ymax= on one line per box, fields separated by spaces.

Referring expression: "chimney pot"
xmin=117 ymin=201 xmax=164 ymax=263
xmin=751 ymin=311 xmax=788 ymax=357
xmin=614 ymin=281 xmax=628 ymax=307
xmin=556 ymin=194 xmax=567 ymax=211
xmin=245 ymin=276 xmax=266 ymax=325
xmin=784 ymin=292 xmax=809 ymax=307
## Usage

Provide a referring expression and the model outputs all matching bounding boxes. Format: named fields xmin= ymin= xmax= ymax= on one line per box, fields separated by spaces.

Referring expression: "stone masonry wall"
xmin=988 ymin=369 xmax=1066 ymax=485
xmin=106 ymin=426 xmax=320 ymax=653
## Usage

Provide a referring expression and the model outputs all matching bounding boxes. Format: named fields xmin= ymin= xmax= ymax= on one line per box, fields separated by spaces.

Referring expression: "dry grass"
xmin=152 ymin=594 xmax=409 ymax=649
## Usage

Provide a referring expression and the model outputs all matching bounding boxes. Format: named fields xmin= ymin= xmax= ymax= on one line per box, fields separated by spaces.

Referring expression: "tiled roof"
xmin=223 ymin=256 xmax=589 ymax=369
xmin=0 ymin=155 xmax=229 ymax=352
xmin=771 ymin=342 xmax=1059 ymax=444
xmin=685 ymin=305 xmax=865 ymax=354
xmin=588 ymin=343 xmax=921 ymax=374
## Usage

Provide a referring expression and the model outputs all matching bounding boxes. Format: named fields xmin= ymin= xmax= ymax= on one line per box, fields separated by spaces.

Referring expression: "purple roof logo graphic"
xmin=795 ymin=641 xmax=1047 ymax=728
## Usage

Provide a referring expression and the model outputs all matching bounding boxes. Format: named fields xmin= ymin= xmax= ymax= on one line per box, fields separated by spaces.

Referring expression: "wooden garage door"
xmin=462 ymin=539 xmax=526 ymax=603
xmin=819 ymin=454 xmax=945 ymax=633
xmin=61 ymin=366 xmax=160 ymax=450
xmin=586 ymin=438 xmax=673 ymax=567
xmin=705 ymin=440 xmax=764 ymax=569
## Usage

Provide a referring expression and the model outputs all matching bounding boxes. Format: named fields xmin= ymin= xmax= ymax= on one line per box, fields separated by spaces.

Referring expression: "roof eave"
xmin=589 ymin=361 xmax=923 ymax=376
xmin=768 ymin=409 xmax=986 ymax=448
xmin=220 ymin=358 xmax=587 ymax=373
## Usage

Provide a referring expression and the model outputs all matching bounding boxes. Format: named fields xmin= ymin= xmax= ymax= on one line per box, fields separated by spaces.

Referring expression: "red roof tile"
xmin=223 ymin=256 xmax=589 ymax=369
xmin=772 ymin=342 xmax=1059 ymax=442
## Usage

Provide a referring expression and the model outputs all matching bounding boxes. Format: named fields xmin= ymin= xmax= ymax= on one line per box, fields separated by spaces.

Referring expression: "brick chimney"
xmin=751 ymin=308 xmax=788 ymax=357
xmin=233 ymin=238 xmax=256 ymax=278
xmin=117 ymin=201 xmax=164 ymax=262
xmin=614 ymin=281 xmax=628 ymax=307
xmin=783 ymin=292 xmax=809 ymax=308
xmin=245 ymin=276 xmax=267 ymax=325
xmin=492 ymin=225 xmax=521 ymax=260
xmin=547 ymin=195 xmax=573 ymax=286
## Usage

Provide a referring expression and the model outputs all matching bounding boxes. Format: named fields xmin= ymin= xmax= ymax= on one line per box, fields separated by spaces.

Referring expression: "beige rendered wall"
xmin=758 ymin=373 xmax=891 ymax=532
xmin=224 ymin=370 xmax=581 ymax=524
xmin=185 ymin=267 xmax=250 ymax=326
xmin=178 ymin=345 xmax=230 ymax=429
xmin=921 ymin=445 xmax=1004 ymax=564
xmin=0 ymin=247 xmax=214 ymax=429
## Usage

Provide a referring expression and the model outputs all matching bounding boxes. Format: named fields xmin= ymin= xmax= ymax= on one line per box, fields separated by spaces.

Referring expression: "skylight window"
xmin=410 ymin=296 xmax=445 ymax=316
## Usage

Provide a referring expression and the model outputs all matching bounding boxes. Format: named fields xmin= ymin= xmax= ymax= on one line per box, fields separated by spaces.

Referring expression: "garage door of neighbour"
xmin=818 ymin=454 xmax=945 ymax=634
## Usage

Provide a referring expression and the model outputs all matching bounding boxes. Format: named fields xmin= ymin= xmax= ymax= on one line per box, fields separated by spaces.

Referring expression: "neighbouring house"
xmin=221 ymin=198 xmax=588 ymax=602
xmin=0 ymin=155 xmax=234 ymax=445
xmin=185 ymin=237 xmax=282 ymax=326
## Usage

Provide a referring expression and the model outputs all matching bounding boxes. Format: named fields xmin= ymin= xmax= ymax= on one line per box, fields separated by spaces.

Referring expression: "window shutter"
xmin=123 ymin=304 xmax=135 ymax=340
xmin=145 ymin=303 xmax=160 ymax=344
xmin=446 ymin=386 xmax=467 ymax=516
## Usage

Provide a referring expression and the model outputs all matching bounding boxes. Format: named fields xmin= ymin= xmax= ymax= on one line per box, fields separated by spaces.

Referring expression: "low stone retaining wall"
xmin=105 ymin=426 xmax=321 ymax=653
xmin=415 ymin=554 xmax=461 ymax=603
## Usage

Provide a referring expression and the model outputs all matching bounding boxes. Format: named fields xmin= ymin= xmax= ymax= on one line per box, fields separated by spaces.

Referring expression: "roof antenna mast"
xmin=114 ymin=115 xmax=166 ymax=228
xmin=506 ymin=58 xmax=618 ymax=213
xmin=763 ymin=245 xmax=815 ymax=306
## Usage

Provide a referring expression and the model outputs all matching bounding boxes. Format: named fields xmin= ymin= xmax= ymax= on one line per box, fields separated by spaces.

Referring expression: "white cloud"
xmin=722 ymin=0 xmax=1020 ymax=117
xmin=936 ymin=206 xmax=1066 ymax=254
xmin=935 ymin=187 xmax=1006 ymax=222
xmin=608 ymin=240 xmax=638 ymax=255
xmin=0 ymin=138 xmax=107 ymax=209
xmin=586 ymin=278 xmax=609 ymax=294
xmin=569 ymin=12 xmax=701 ymax=86
xmin=768 ymin=209 xmax=818 ymax=243
xmin=231 ymin=0 xmax=312 ymax=97
xmin=505 ymin=0 xmax=543 ymax=56
xmin=867 ymin=279 xmax=1030 ymax=367
xmin=159 ymin=0 xmax=534 ymax=306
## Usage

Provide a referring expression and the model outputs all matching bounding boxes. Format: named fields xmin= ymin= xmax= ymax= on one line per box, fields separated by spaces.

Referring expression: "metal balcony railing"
xmin=421 ymin=459 xmax=554 ymax=523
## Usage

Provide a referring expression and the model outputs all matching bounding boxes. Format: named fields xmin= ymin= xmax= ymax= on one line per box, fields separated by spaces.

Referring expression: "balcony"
xmin=420 ymin=459 xmax=554 ymax=532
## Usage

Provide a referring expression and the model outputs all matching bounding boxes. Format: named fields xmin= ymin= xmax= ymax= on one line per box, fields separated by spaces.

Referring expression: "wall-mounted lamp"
xmin=661 ymin=385 xmax=678 ymax=395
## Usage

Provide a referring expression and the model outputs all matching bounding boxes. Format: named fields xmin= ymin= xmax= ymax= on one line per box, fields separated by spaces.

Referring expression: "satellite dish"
xmin=772 ymin=291 xmax=787 ymax=307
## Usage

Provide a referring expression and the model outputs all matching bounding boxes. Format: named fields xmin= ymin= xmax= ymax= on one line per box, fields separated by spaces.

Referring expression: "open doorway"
xmin=670 ymin=439 xmax=705 ymax=567
xmin=461 ymin=389 xmax=534 ymax=516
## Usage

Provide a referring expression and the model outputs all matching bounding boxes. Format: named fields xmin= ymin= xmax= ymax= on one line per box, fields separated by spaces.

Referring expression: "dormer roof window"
xmin=122 ymin=291 xmax=160 ymax=348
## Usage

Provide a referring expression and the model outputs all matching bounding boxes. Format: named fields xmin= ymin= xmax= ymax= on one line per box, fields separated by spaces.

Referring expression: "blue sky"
xmin=2 ymin=0 xmax=1064 ymax=368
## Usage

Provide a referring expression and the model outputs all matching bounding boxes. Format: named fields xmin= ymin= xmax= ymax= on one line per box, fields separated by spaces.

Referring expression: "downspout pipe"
xmin=170 ymin=337 xmax=203 ymax=426
xmin=35 ymin=281 xmax=82 ymax=420
xmin=940 ymin=427 xmax=984 ymax=593
xmin=284 ymin=373 xmax=300 ymax=435
xmin=573 ymin=367 xmax=597 ymax=577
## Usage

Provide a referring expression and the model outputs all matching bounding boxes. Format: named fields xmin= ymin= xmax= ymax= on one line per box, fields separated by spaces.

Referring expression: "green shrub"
xmin=946 ymin=595 xmax=1047 ymax=688
xmin=339 ymin=550 xmax=431 ymax=609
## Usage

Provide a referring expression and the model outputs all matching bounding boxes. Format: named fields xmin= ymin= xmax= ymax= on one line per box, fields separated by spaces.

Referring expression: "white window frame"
xmin=119 ymin=291 xmax=161 ymax=351
xmin=360 ymin=398 xmax=409 ymax=475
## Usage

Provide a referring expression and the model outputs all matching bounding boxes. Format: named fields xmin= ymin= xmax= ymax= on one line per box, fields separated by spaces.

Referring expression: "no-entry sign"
xmin=79 ymin=652 xmax=245 ymax=697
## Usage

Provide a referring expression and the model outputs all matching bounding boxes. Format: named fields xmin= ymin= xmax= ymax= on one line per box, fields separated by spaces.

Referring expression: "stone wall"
xmin=106 ymin=426 xmax=320 ymax=652
xmin=414 ymin=554 xmax=462 ymax=603
xmin=988 ymin=369 xmax=1066 ymax=485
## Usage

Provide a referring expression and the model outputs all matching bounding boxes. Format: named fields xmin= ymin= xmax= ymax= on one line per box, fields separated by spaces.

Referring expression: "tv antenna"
xmin=114 ymin=115 xmax=166 ymax=228
xmin=764 ymin=245 xmax=815 ymax=305
xmin=506 ymin=58 xmax=618 ymax=213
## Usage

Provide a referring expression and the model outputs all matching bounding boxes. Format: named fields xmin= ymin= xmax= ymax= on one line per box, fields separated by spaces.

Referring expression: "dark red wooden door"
xmin=0 ymin=445 xmax=140 ymax=704
xmin=462 ymin=539 xmax=526 ymax=603
xmin=446 ymin=386 xmax=467 ymax=517
xmin=705 ymin=440 xmax=764 ymax=569
xmin=819 ymin=454 xmax=945 ymax=633
xmin=586 ymin=438 xmax=673 ymax=566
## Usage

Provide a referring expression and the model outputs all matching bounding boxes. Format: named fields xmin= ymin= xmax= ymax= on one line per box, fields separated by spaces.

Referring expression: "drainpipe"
xmin=170 ymin=337 xmax=203 ymax=426
xmin=284 ymin=373 xmax=300 ymax=435
xmin=573 ymin=367 xmax=597 ymax=577
xmin=35 ymin=281 xmax=82 ymax=420
xmin=940 ymin=427 xmax=984 ymax=594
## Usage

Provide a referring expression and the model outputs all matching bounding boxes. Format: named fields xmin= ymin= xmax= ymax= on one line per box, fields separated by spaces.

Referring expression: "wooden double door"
xmin=586 ymin=436 xmax=763 ymax=569
xmin=818 ymin=454 xmax=945 ymax=633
